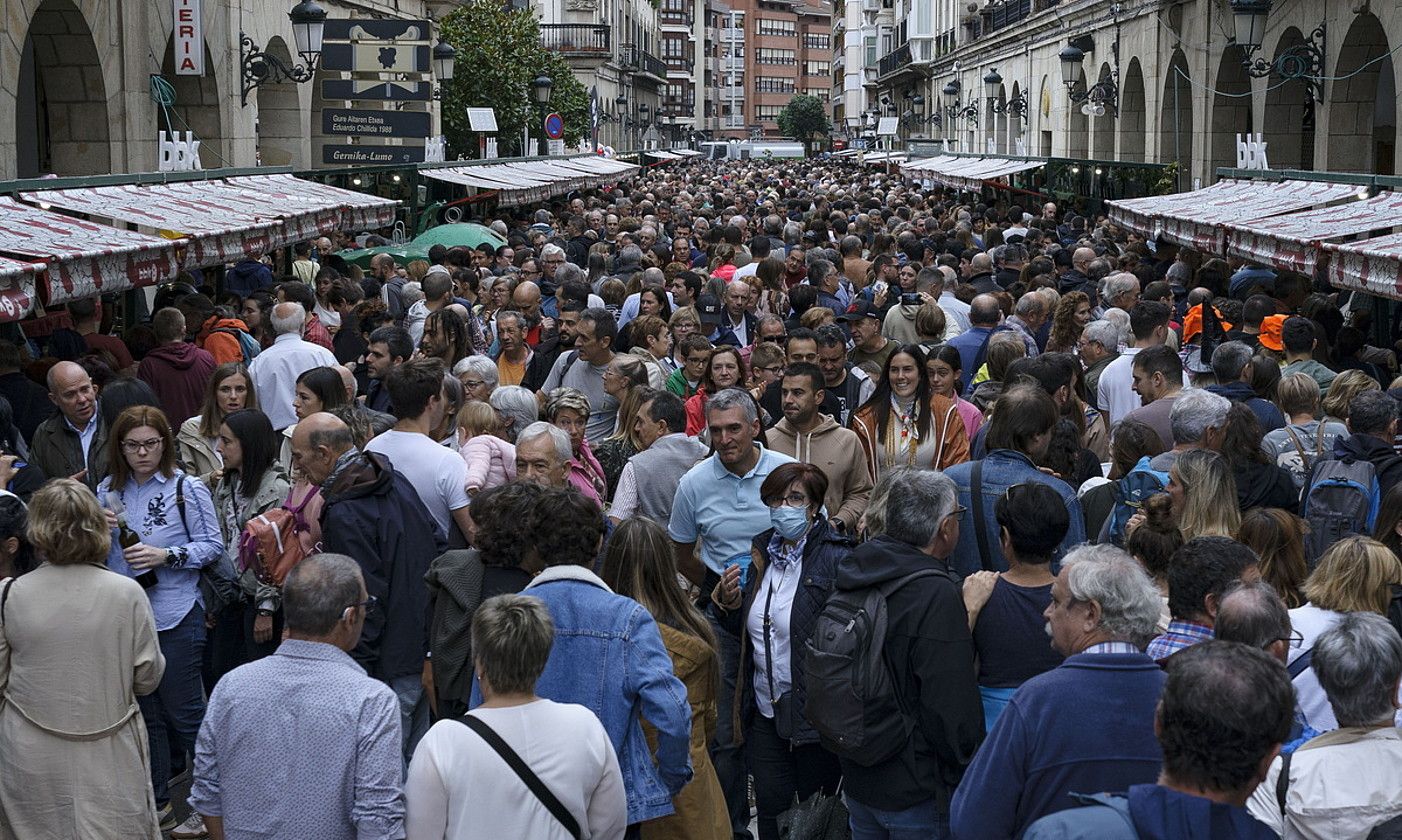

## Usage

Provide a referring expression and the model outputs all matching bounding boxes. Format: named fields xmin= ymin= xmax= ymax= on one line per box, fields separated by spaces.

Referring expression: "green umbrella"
xmin=412 ymin=223 xmax=507 ymax=252
xmin=337 ymin=245 xmax=429 ymax=270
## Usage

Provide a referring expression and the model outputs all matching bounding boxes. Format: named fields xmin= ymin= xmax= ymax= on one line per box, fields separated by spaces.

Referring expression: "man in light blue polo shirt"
xmin=669 ymin=386 xmax=793 ymax=839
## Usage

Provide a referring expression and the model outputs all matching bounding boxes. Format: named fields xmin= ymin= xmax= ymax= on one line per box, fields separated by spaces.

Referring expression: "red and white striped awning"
xmin=1325 ymin=232 xmax=1402 ymax=298
xmin=1106 ymin=180 xmax=1256 ymax=238
xmin=0 ymin=257 xmax=45 ymax=323
xmin=900 ymin=155 xmax=1043 ymax=190
xmin=224 ymin=174 xmax=398 ymax=232
xmin=1155 ymin=180 xmax=1360 ymax=253
xmin=421 ymin=155 xmax=639 ymax=207
xmin=20 ymin=183 xmax=286 ymax=270
xmin=0 ymin=197 xmax=181 ymax=309
xmin=1224 ymin=190 xmax=1402 ymax=274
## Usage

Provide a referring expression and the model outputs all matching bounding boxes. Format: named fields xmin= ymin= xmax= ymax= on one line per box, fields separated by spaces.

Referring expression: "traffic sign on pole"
xmin=544 ymin=112 xmax=564 ymax=140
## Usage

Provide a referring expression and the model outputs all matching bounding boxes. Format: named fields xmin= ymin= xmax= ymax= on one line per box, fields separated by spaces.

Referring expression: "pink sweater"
xmin=459 ymin=435 xmax=517 ymax=493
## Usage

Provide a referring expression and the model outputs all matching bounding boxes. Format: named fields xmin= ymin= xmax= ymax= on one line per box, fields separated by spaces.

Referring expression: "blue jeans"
xmin=139 ymin=603 xmax=207 ymax=808
xmin=846 ymin=795 xmax=950 ymax=840
xmin=388 ymin=672 xmax=429 ymax=774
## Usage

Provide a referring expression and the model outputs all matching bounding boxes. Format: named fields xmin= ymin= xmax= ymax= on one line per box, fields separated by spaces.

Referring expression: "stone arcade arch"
xmin=1119 ymin=58 xmax=1146 ymax=162
xmin=1210 ymin=47 xmax=1253 ymax=181
xmin=1090 ymin=62 xmax=1115 ymax=161
xmin=254 ymin=37 xmax=307 ymax=168
xmin=160 ymin=38 xmax=224 ymax=169
xmin=1159 ymin=49 xmax=1193 ymax=190
xmin=1328 ymin=12 xmax=1395 ymax=175
xmin=15 ymin=0 xmax=111 ymax=177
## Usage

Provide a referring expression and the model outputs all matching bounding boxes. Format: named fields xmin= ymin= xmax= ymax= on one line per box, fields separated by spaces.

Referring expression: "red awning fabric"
xmin=1325 ymin=232 xmax=1402 ymax=299
xmin=163 ymin=179 xmax=344 ymax=244
xmin=421 ymin=156 xmax=639 ymax=207
xmin=20 ymin=183 xmax=287 ymax=270
xmin=0 ymin=257 xmax=44 ymax=323
xmin=900 ymin=155 xmax=1044 ymax=190
xmin=1223 ymin=191 xmax=1402 ymax=274
xmin=1156 ymin=180 xmax=1360 ymax=252
xmin=1105 ymin=180 xmax=1258 ymax=238
xmin=225 ymin=174 xmax=398 ymax=231
xmin=0 ymin=197 xmax=180 ymax=307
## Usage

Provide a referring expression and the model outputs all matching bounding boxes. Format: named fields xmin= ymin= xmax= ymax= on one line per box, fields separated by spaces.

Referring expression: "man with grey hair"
xmin=966 ymin=252 xmax=998 ymax=295
xmin=289 ymin=412 xmax=445 ymax=766
xmin=514 ymin=421 xmax=571 ymax=488
xmin=1102 ymin=272 xmax=1141 ymax=313
xmin=835 ymin=467 xmax=983 ymax=836
xmin=488 ymin=385 xmax=538 ymax=443
xmin=1205 ymin=340 xmax=1286 ymax=432
xmin=669 ymin=387 xmax=794 ymax=836
xmin=952 ymin=543 xmax=1166 ymax=838
xmin=933 ymin=265 xmax=971 ymax=337
xmin=1149 ymin=387 xmax=1231 ymax=471
xmin=1078 ymin=319 xmax=1122 ymax=406
xmin=1249 ymin=612 xmax=1402 ymax=835
xmin=248 ymin=301 xmax=339 ymax=430
xmin=190 ymin=554 xmax=405 ymax=839
xmin=810 ymin=259 xmax=844 ymax=316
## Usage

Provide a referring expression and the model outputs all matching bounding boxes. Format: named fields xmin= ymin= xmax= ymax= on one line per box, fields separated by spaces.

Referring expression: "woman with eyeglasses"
xmin=97 ymin=405 xmax=223 ymax=831
xmin=961 ymin=482 xmax=1069 ymax=731
xmin=709 ymin=462 xmax=848 ymax=840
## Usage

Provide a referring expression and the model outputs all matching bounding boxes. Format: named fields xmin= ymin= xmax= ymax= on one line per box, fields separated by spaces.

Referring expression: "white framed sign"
xmin=173 ymin=0 xmax=204 ymax=75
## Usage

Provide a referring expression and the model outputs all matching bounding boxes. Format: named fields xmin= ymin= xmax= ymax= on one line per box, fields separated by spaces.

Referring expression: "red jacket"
xmin=137 ymin=341 xmax=217 ymax=426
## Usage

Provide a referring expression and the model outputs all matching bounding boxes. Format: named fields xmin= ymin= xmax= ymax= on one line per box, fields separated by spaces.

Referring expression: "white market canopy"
xmin=420 ymin=155 xmax=639 ymax=207
xmin=900 ymin=155 xmax=1045 ymax=190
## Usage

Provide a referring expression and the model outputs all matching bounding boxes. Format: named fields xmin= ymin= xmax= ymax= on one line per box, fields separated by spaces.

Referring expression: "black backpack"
xmin=803 ymin=569 xmax=947 ymax=766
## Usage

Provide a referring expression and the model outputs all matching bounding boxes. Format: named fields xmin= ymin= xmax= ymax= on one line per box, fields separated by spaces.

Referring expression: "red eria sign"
xmin=174 ymin=0 xmax=204 ymax=76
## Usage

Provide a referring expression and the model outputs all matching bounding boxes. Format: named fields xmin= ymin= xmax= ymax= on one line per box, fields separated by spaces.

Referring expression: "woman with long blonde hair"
xmin=1290 ymin=536 xmax=1402 ymax=732
xmin=602 ymin=518 xmax=727 ymax=840
xmin=1166 ymin=449 xmax=1240 ymax=540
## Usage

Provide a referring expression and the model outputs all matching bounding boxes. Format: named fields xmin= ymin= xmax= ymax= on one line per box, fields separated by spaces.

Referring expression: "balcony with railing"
xmin=664 ymin=55 xmax=694 ymax=74
xmin=539 ymin=23 xmax=611 ymax=57
xmin=621 ymin=43 xmax=669 ymax=82
xmin=659 ymin=9 xmax=691 ymax=26
xmin=876 ymin=42 xmax=911 ymax=79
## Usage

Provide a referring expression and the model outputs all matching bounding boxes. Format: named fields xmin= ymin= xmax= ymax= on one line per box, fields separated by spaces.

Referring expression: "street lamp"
xmin=1060 ymin=43 xmax=1118 ymax=117
xmin=1229 ymin=0 xmax=1326 ymax=102
xmin=532 ymin=74 xmax=553 ymax=155
xmin=239 ymin=0 xmax=328 ymax=106
xmin=432 ymin=39 xmax=455 ymax=100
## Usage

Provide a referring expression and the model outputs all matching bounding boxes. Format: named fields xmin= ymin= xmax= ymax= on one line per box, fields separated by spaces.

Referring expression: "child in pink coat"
xmin=457 ymin=401 xmax=516 ymax=495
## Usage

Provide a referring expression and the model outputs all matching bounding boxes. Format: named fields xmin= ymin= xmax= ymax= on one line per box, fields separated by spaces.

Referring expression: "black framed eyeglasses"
xmin=347 ymin=595 xmax=379 ymax=614
xmin=1269 ymin=630 xmax=1304 ymax=650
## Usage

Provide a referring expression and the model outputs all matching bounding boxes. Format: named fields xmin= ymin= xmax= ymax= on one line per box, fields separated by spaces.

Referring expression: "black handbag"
xmin=777 ymin=784 xmax=850 ymax=840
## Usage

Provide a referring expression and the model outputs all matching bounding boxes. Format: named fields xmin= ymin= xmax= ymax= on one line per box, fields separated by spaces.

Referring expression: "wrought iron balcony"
xmin=622 ymin=43 xmax=668 ymax=82
xmin=877 ymin=42 xmax=911 ymax=78
xmin=539 ymin=23 xmax=611 ymax=56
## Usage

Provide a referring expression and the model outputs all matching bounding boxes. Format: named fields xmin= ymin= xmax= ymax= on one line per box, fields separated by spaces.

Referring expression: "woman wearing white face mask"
xmin=709 ymin=462 xmax=851 ymax=840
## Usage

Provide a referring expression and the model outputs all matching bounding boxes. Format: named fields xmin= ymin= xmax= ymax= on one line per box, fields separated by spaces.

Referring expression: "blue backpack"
xmin=1302 ymin=458 xmax=1380 ymax=565
xmin=213 ymin=326 xmax=261 ymax=364
xmin=1106 ymin=456 xmax=1171 ymax=547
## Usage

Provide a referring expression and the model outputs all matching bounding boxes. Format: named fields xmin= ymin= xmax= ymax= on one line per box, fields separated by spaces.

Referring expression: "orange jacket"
xmin=197 ymin=316 xmax=252 ymax=366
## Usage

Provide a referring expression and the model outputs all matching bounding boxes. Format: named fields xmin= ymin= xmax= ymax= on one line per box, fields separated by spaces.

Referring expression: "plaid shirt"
xmin=1145 ymin=619 xmax=1214 ymax=662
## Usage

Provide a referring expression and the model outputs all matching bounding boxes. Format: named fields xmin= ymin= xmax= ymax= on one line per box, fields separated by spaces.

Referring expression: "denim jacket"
xmin=942 ymin=449 xmax=1086 ymax=579
xmin=474 ymin=565 xmax=694 ymax=824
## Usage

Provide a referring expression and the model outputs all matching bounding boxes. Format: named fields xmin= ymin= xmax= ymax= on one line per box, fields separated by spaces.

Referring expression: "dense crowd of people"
xmin=2 ymin=156 xmax=1402 ymax=840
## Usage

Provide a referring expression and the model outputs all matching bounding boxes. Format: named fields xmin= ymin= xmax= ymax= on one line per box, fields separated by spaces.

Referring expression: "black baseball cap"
xmin=839 ymin=300 xmax=882 ymax=322
xmin=696 ymin=294 xmax=723 ymax=326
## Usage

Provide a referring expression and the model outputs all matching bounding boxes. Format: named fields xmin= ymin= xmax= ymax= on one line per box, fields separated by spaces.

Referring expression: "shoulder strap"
xmin=1 ymin=577 xmax=13 ymax=626
xmin=1288 ymin=648 xmax=1313 ymax=679
xmin=971 ymin=459 xmax=992 ymax=572
xmin=1275 ymin=749 xmax=1294 ymax=817
xmin=174 ymin=474 xmax=190 ymax=539
xmin=1284 ymin=426 xmax=1308 ymax=463
xmin=455 ymin=715 xmax=582 ymax=840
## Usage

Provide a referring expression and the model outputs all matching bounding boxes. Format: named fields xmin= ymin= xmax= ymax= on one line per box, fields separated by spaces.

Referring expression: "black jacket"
xmin=320 ymin=452 xmax=447 ymax=680
xmin=523 ymin=337 xmax=571 ymax=393
xmin=966 ymin=272 xmax=1000 ymax=295
xmin=1234 ymin=459 xmax=1299 ymax=513
xmin=994 ymin=266 xmax=1021 ymax=290
xmin=1058 ymin=269 xmax=1094 ymax=301
xmin=1330 ymin=432 xmax=1402 ymax=500
xmin=363 ymin=380 xmax=394 ymax=416
xmin=833 ymin=536 xmax=984 ymax=811
xmin=711 ymin=519 xmax=852 ymax=747
xmin=0 ymin=371 xmax=54 ymax=445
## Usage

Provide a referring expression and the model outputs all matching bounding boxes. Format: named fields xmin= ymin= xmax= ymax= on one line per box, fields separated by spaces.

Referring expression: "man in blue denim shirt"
xmin=943 ymin=385 xmax=1085 ymax=579
xmin=476 ymin=485 xmax=692 ymax=832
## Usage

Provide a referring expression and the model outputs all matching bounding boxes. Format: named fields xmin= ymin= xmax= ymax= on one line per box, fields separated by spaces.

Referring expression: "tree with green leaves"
xmin=439 ymin=0 xmax=589 ymax=158
xmin=776 ymin=95 xmax=829 ymax=152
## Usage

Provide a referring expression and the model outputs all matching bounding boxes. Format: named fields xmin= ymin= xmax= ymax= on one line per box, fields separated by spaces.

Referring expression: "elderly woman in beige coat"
xmin=0 ymin=479 xmax=165 ymax=839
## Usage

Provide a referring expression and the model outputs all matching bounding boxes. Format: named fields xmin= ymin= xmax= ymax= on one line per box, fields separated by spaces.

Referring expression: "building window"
xmin=865 ymin=35 xmax=877 ymax=66
xmin=662 ymin=38 xmax=686 ymax=59
xmin=757 ymin=18 xmax=795 ymax=37
xmin=756 ymin=105 xmax=784 ymax=120
xmin=756 ymin=76 xmax=796 ymax=93
xmin=804 ymin=61 xmax=829 ymax=76
xmin=804 ymin=33 xmax=830 ymax=50
xmin=805 ymin=87 xmax=830 ymax=101
xmin=756 ymin=48 xmax=796 ymax=65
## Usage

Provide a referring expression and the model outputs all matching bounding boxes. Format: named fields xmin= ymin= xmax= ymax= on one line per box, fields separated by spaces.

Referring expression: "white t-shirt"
xmin=405 ymin=699 xmax=627 ymax=840
xmin=364 ymin=430 xmax=469 ymax=538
